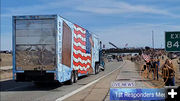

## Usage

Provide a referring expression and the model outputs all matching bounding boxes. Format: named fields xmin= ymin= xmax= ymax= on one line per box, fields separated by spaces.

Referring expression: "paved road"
xmin=104 ymin=60 xmax=150 ymax=101
xmin=0 ymin=61 xmax=123 ymax=101
xmin=63 ymin=60 xmax=150 ymax=101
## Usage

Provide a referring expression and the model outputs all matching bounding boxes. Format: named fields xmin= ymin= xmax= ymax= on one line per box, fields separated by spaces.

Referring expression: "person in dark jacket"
xmin=152 ymin=59 xmax=158 ymax=80
xmin=162 ymin=59 xmax=175 ymax=86
xmin=156 ymin=59 xmax=160 ymax=80
xmin=177 ymin=58 xmax=180 ymax=73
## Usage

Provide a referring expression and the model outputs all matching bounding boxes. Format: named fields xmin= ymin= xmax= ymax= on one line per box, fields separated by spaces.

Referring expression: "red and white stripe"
xmin=73 ymin=24 xmax=91 ymax=74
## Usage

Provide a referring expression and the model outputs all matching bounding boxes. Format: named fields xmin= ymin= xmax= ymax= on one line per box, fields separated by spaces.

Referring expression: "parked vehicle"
xmin=117 ymin=55 xmax=123 ymax=62
xmin=12 ymin=15 xmax=105 ymax=84
xmin=107 ymin=55 xmax=113 ymax=62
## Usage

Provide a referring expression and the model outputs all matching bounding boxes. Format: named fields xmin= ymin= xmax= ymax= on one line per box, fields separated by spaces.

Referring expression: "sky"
xmin=1 ymin=0 xmax=180 ymax=50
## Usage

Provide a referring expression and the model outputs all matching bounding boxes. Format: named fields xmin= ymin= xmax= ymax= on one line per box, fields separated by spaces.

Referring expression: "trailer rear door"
xmin=15 ymin=18 xmax=56 ymax=70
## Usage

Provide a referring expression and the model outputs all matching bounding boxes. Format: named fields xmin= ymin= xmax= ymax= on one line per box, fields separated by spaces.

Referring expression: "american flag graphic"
xmin=73 ymin=24 xmax=92 ymax=74
xmin=142 ymin=53 xmax=150 ymax=62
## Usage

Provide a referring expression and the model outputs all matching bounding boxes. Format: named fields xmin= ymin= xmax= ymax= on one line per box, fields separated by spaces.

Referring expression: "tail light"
xmin=54 ymin=73 xmax=57 ymax=80
xmin=13 ymin=73 xmax=16 ymax=80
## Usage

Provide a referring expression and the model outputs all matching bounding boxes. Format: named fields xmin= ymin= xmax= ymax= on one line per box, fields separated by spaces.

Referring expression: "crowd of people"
xmin=141 ymin=49 xmax=176 ymax=86
xmin=143 ymin=58 xmax=160 ymax=80
xmin=120 ymin=48 xmax=177 ymax=86
xmin=143 ymin=58 xmax=175 ymax=86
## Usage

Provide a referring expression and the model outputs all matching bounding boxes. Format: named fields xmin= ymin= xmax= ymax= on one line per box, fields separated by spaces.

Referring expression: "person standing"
xmin=177 ymin=58 xmax=180 ymax=73
xmin=162 ymin=59 xmax=175 ymax=86
xmin=156 ymin=59 xmax=160 ymax=80
xmin=162 ymin=55 xmax=164 ymax=60
xmin=151 ymin=59 xmax=156 ymax=80
xmin=146 ymin=60 xmax=151 ymax=78
xmin=162 ymin=59 xmax=169 ymax=85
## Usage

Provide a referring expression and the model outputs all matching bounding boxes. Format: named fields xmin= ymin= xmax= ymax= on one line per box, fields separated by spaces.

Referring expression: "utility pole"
xmin=152 ymin=30 xmax=154 ymax=49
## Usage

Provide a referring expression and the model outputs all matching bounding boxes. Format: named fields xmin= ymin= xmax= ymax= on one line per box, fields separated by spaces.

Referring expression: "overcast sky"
xmin=1 ymin=0 xmax=180 ymax=50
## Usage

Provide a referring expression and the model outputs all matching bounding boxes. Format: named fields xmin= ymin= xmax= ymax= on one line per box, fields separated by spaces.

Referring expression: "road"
xmin=63 ymin=60 xmax=149 ymax=101
xmin=0 ymin=61 xmax=124 ymax=101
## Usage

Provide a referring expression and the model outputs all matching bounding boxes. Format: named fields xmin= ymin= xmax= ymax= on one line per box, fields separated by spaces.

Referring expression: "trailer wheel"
xmin=97 ymin=65 xmax=100 ymax=73
xmin=95 ymin=63 xmax=99 ymax=74
xmin=74 ymin=71 xmax=78 ymax=83
xmin=69 ymin=71 xmax=74 ymax=85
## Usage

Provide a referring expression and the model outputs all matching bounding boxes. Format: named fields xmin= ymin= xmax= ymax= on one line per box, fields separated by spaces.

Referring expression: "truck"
xmin=12 ymin=15 xmax=105 ymax=84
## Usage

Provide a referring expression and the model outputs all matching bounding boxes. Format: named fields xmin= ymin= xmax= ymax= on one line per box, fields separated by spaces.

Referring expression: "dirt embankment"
xmin=0 ymin=53 xmax=12 ymax=67
xmin=0 ymin=53 xmax=12 ymax=80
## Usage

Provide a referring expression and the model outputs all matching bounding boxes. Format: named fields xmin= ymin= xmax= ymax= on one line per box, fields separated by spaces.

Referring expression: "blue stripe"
xmin=86 ymin=30 xmax=91 ymax=54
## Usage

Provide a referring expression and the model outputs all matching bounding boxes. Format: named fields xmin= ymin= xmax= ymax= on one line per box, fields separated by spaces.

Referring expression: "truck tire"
xmin=95 ymin=63 xmax=99 ymax=74
xmin=97 ymin=65 xmax=100 ymax=73
xmin=69 ymin=71 xmax=74 ymax=85
xmin=74 ymin=71 xmax=78 ymax=83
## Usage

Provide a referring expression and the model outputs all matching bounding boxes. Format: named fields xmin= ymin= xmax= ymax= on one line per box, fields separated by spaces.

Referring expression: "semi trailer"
xmin=12 ymin=15 xmax=105 ymax=84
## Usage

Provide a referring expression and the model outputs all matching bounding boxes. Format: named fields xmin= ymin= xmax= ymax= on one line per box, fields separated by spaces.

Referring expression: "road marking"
xmin=56 ymin=61 xmax=126 ymax=101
